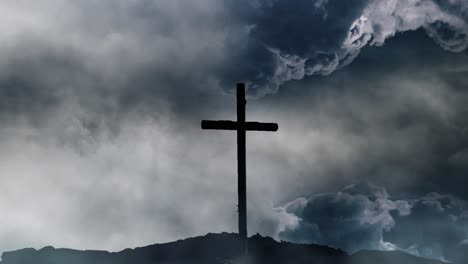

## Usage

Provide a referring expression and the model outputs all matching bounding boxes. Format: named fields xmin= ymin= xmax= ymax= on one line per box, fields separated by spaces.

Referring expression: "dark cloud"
xmin=219 ymin=0 xmax=368 ymax=95
xmin=275 ymin=182 xmax=408 ymax=252
xmin=0 ymin=0 xmax=467 ymax=260
xmin=1 ymin=0 xmax=468 ymax=119
xmin=221 ymin=0 xmax=468 ymax=95
xmin=275 ymin=182 xmax=468 ymax=262
xmin=387 ymin=192 xmax=468 ymax=263
xmin=255 ymin=28 xmax=468 ymax=202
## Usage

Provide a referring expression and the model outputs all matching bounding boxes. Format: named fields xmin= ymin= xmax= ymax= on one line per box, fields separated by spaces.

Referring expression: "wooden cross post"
xmin=201 ymin=83 xmax=278 ymax=253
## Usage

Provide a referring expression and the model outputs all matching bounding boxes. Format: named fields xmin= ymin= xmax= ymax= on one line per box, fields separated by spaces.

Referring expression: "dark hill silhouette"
xmin=0 ymin=233 xmax=448 ymax=264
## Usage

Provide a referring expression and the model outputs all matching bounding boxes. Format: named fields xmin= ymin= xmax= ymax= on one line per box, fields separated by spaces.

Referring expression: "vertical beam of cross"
xmin=236 ymin=83 xmax=247 ymax=238
xmin=201 ymin=83 xmax=278 ymax=250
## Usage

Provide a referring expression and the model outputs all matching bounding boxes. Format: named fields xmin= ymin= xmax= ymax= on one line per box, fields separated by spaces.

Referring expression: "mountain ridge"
xmin=0 ymin=233 xmax=450 ymax=264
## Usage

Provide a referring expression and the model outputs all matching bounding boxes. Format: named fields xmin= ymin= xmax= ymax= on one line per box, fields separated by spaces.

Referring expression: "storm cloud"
xmin=220 ymin=0 xmax=468 ymax=95
xmin=0 ymin=0 xmax=467 ymax=262
xmin=275 ymin=182 xmax=468 ymax=262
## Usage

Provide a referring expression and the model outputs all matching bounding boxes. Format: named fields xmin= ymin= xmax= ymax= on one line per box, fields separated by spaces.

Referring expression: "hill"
xmin=0 ymin=233 xmax=448 ymax=264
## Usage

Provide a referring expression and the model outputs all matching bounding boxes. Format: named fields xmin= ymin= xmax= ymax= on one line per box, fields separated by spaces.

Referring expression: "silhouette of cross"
xmin=201 ymin=83 xmax=278 ymax=243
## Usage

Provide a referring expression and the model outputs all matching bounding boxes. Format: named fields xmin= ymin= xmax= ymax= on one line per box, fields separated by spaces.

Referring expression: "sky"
xmin=0 ymin=0 xmax=468 ymax=263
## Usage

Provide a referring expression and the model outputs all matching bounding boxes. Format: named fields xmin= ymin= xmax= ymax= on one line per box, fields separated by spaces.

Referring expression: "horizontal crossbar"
xmin=201 ymin=120 xmax=278 ymax=132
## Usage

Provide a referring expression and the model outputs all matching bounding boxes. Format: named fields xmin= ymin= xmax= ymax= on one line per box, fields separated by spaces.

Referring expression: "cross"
xmin=201 ymin=83 xmax=278 ymax=243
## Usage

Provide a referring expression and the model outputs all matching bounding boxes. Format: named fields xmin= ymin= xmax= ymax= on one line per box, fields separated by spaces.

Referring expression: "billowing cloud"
xmin=274 ymin=182 xmax=468 ymax=262
xmin=222 ymin=0 xmax=468 ymax=95
xmin=274 ymin=182 xmax=410 ymax=252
